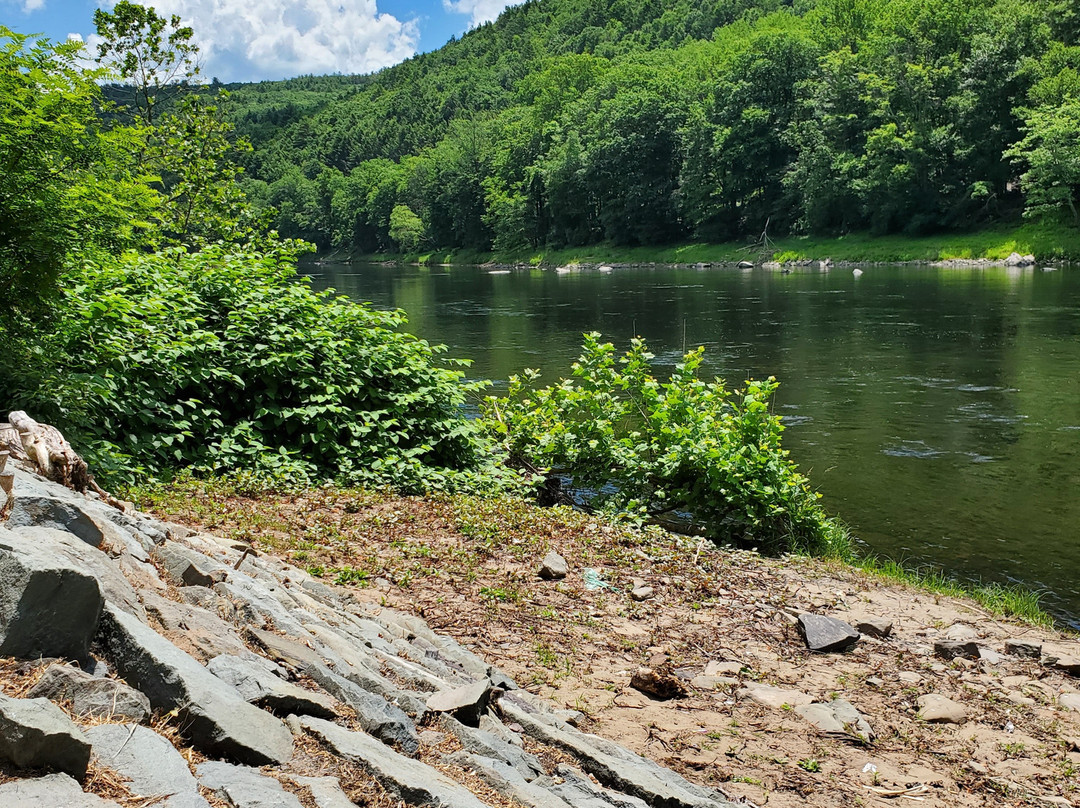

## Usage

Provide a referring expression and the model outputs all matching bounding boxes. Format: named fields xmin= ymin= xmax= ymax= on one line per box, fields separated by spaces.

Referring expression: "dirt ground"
xmin=141 ymin=485 xmax=1080 ymax=808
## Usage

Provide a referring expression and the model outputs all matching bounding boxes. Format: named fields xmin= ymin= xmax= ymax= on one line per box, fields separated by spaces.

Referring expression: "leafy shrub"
xmin=29 ymin=243 xmax=489 ymax=488
xmin=483 ymin=333 xmax=848 ymax=556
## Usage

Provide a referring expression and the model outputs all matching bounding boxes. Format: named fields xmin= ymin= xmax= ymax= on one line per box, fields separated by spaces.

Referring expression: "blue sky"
xmin=1 ymin=0 xmax=516 ymax=82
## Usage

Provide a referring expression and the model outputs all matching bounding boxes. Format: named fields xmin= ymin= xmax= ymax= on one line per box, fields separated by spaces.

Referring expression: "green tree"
xmin=389 ymin=204 xmax=426 ymax=251
xmin=0 ymin=28 xmax=154 ymax=338
xmin=1006 ymin=98 xmax=1080 ymax=224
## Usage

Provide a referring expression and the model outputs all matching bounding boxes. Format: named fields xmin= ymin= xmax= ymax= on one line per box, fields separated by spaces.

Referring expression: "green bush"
xmin=29 ymin=244 xmax=488 ymax=488
xmin=483 ymin=333 xmax=848 ymax=556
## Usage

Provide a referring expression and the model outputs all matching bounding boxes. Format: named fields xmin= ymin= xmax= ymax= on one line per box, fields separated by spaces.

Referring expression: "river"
xmin=305 ymin=261 xmax=1080 ymax=627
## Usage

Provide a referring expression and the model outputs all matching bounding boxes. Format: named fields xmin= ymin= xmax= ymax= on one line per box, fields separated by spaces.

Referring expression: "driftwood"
xmin=4 ymin=411 xmax=123 ymax=510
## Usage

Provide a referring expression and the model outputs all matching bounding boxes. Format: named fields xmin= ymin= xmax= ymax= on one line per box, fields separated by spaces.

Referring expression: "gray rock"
xmin=95 ymin=604 xmax=293 ymax=765
xmin=87 ymin=724 xmax=210 ymax=808
xmin=151 ymin=542 xmax=228 ymax=589
xmin=630 ymin=586 xmax=654 ymax=602
xmin=497 ymin=694 xmax=737 ymax=808
xmin=539 ymin=552 xmax=567 ymax=580
xmin=427 ymin=679 xmax=493 ymax=726
xmin=303 ymin=662 xmax=419 ymax=753
xmin=6 ymin=496 xmax=106 ymax=548
xmin=0 ymin=694 xmax=92 ymax=779
xmin=0 ymin=529 xmax=103 ymax=661
xmin=448 ymin=751 xmax=573 ymax=808
xmin=797 ymin=613 xmax=859 ymax=652
xmin=795 ymin=699 xmax=873 ymax=742
xmin=1004 ymin=639 xmax=1042 ymax=659
xmin=439 ymin=715 xmax=544 ymax=781
xmin=917 ymin=694 xmax=968 ymax=724
xmin=289 ymin=776 xmax=354 ymax=808
xmin=944 ymin=623 xmax=979 ymax=641
xmin=197 ymin=761 xmax=304 ymax=808
xmin=0 ymin=773 xmax=119 ymax=807
xmin=1045 ymin=653 xmax=1080 ymax=676
xmin=737 ymin=682 xmax=813 ymax=709
xmin=934 ymin=639 xmax=981 ymax=661
xmin=978 ymin=647 xmax=1008 ymax=664
xmin=299 ymin=716 xmax=494 ymax=808
xmin=854 ymin=617 xmax=893 ymax=639
xmin=27 ymin=664 xmax=150 ymax=723
xmin=545 ymin=764 xmax=650 ymax=808
xmin=142 ymin=593 xmax=252 ymax=663
xmin=1059 ymin=693 xmax=1080 ymax=712
xmin=207 ymin=655 xmax=336 ymax=719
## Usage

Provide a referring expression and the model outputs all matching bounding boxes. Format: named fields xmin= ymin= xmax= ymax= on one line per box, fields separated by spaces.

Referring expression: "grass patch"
xmin=325 ymin=222 xmax=1080 ymax=266
xmin=849 ymin=555 xmax=1053 ymax=627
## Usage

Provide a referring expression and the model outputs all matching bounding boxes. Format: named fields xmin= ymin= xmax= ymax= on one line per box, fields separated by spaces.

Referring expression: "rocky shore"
xmin=0 ymin=463 xmax=747 ymax=807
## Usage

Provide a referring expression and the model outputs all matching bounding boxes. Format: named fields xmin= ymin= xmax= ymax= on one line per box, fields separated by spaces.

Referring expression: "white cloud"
xmin=90 ymin=0 xmax=419 ymax=82
xmin=22 ymin=0 xmax=45 ymax=11
xmin=66 ymin=32 xmax=84 ymax=42
xmin=442 ymin=0 xmax=513 ymax=28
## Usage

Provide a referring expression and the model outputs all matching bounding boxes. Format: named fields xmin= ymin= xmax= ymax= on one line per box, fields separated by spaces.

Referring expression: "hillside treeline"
xmin=225 ymin=0 xmax=1080 ymax=253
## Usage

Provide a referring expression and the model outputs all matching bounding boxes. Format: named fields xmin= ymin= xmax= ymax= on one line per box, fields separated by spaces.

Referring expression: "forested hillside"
xmin=223 ymin=0 xmax=1080 ymax=255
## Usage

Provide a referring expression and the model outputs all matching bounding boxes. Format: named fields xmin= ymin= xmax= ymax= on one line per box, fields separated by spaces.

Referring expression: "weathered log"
xmin=4 ymin=412 xmax=122 ymax=510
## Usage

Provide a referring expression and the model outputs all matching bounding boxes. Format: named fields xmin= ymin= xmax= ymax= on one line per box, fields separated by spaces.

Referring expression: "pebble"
xmin=630 ymin=586 xmax=654 ymax=602
xmin=538 ymin=551 xmax=567 ymax=581
xmin=917 ymin=694 xmax=968 ymax=724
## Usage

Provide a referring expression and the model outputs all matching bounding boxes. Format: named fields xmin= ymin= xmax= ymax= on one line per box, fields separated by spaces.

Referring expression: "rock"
xmin=854 ymin=617 xmax=893 ymax=639
xmin=0 ymin=529 xmax=103 ymax=661
xmin=690 ymin=674 xmax=736 ymax=690
xmin=934 ymin=639 xmax=980 ymax=661
xmin=797 ymin=613 xmax=859 ymax=652
xmin=917 ymin=694 xmax=968 ymax=724
xmin=0 ymin=694 xmax=92 ymax=779
xmin=439 ymin=716 xmax=545 ymax=781
xmin=795 ymin=699 xmax=873 ymax=742
xmin=866 ymin=676 xmax=884 ymax=688
xmin=1005 ymin=252 xmax=1025 ymax=266
xmin=539 ymin=552 xmax=567 ymax=580
xmin=0 ymin=773 xmax=119 ymax=807
xmin=897 ymin=671 xmax=923 ymax=684
xmin=87 ymin=724 xmax=210 ymax=808
xmin=151 ymin=542 xmax=228 ymax=589
xmin=978 ymin=647 xmax=1008 ymax=664
xmin=197 ymin=761 xmax=304 ymax=808
xmin=703 ymin=660 xmax=743 ymax=676
xmin=289 ymin=776 xmax=354 ymax=808
xmin=737 ymin=261 xmax=754 ymax=269
xmin=299 ymin=716 xmax=493 ymax=808
xmin=427 ymin=678 xmax=493 ymax=726
xmin=944 ymin=623 xmax=979 ymax=641
xmin=303 ymin=662 xmax=419 ymax=753
xmin=1045 ymin=653 xmax=1080 ymax=676
xmin=5 ymin=496 xmax=106 ymax=548
xmin=1005 ymin=639 xmax=1042 ymax=659
xmin=449 ymin=750 xmax=571 ymax=808
xmin=738 ymin=682 xmax=813 ymax=709
xmin=630 ymin=586 xmax=654 ymax=602
xmin=207 ymin=655 xmax=337 ymax=719
xmin=26 ymin=664 xmax=151 ymax=723
xmin=95 ymin=604 xmax=293 ymax=765
xmin=629 ymin=667 xmax=688 ymax=700
xmin=547 ymin=764 xmax=651 ymax=808
xmin=1059 ymin=693 xmax=1080 ymax=712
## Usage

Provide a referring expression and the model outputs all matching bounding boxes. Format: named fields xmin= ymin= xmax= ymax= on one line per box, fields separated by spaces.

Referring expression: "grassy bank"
xmin=321 ymin=222 xmax=1080 ymax=266
xmin=130 ymin=479 xmax=1056 ymax=628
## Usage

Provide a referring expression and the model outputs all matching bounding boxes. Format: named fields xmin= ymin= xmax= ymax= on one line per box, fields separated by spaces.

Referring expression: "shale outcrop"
xmin=0 ymin=463 xmax=746 ymax=807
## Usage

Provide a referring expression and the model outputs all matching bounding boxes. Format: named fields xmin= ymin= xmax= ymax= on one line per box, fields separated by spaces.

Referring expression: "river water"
xmin=306 ymin=262 xmax=1080 ymax=627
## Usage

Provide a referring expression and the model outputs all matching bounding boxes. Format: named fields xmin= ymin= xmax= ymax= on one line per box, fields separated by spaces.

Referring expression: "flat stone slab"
xmin=0 ymin=694 xmax=92 ymax=779
xmin=934 ymin=639 xmax=980 ymax=660
xmin=0 ymin=773 xmax=119 ymax=807
xmin=96 ymin=604 xmax=293 ymax=765
xmin=795 ymin=699 xmax=872 ymax=742
xmin=87 ymin=724 xmax=210 ymax=808
xmin=449 ymin=750 xmax=573 ymax=808
xmin=27 ymin=664 xmax=150 ymax=723
xmin=737 ymin=683 xmax=814 ymax=709
xmin=1059 ymin=693 xmax=1080 ymax=712
xmin=917 ymin=694 xmax=968 ymax=724
xmin=303 ymin=662 xmax=418 ymax=753
xmin=1004 ymin=639 xmax=1042 ymax=659
xmin=299 ymin=715 xmax=495 ymax=808
xmin=289 ymin=776 xmax=355 ymax=808
xmin=0 ymin=529 xmax=103 ymax=661
xmin=197 ymin=761 xmax=304 ymax=808
xmin=207 ymin=654 xmax=337 ymax=719
xmin=853 ymin=617 xmax=893 ymax=639
xmin=427 ymin=679 xmax=493 ymax=725
xmin=797 ymin=613 xmax=859 ymax=652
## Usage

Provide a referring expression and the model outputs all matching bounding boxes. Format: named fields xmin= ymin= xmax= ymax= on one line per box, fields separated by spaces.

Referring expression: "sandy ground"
xmin=141 ymin=486 xmax=1080 ymax=808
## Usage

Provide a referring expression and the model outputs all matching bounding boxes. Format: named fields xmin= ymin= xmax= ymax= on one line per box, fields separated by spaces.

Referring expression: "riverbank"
xmin=318 ymin=222 xmax=1080 ymax=268
xmin=134 ymin=480 xmax=1080 ymax=808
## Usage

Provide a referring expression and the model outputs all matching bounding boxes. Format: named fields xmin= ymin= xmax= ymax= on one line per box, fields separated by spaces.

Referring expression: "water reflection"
xmin=308 ymin=262 xmax=1080 ymax=627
